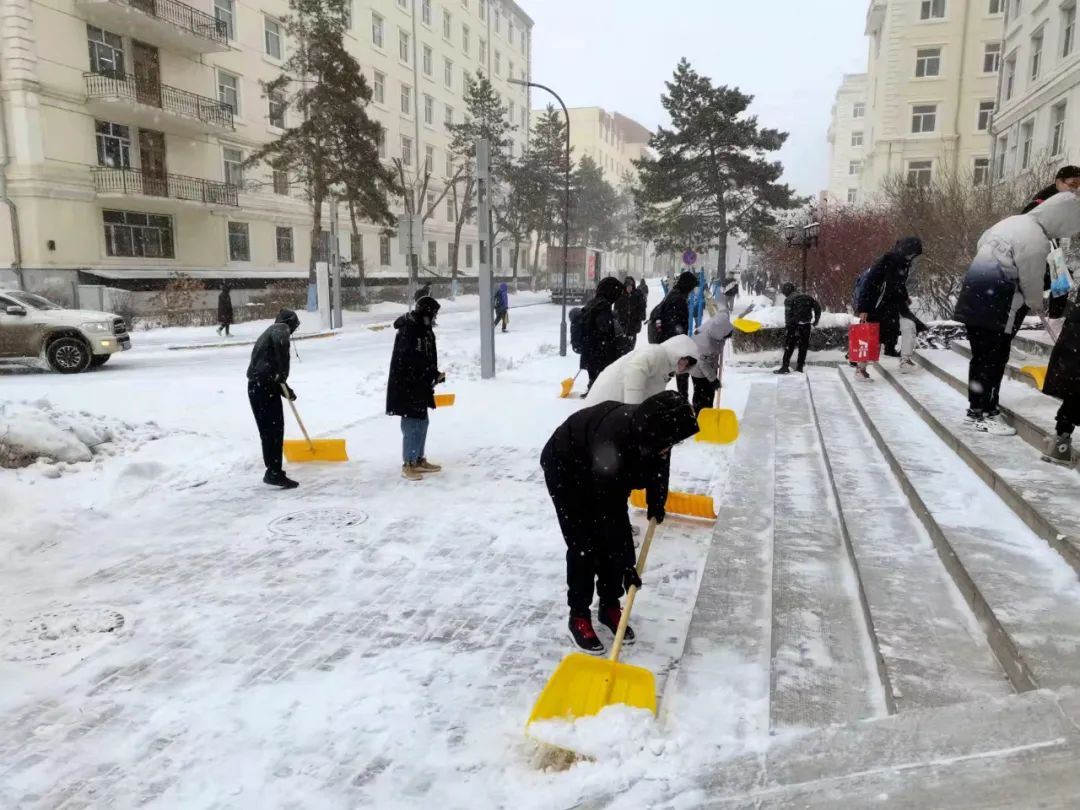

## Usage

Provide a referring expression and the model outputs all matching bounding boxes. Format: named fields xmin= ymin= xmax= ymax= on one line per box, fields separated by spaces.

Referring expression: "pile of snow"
xmin=738 ymin=305 xmax=855 ymax=329
xmin=528 ymin=704 xmax=673 ymax=762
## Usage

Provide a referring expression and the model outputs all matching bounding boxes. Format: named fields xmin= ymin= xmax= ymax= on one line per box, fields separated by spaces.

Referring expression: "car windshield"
xmin=7 ymin=291 xmax=61 ymax=310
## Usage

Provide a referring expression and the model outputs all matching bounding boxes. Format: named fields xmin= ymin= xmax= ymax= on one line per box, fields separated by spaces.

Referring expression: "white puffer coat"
xmin=584 ymin=335 xmax=700 ymax=405
xmin=689 ymin=311 xmax=734 ymax=382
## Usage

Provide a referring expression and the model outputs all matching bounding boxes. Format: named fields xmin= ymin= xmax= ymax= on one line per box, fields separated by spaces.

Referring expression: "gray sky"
xmin=526 ymin=0 xmax=869 ymax=196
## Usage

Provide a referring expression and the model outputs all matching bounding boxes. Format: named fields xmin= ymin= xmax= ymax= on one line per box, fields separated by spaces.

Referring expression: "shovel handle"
xmin=281 ymin=383 xmax=315 ymax=451
xmin=609 ymin=519 xmax=657 ymax=663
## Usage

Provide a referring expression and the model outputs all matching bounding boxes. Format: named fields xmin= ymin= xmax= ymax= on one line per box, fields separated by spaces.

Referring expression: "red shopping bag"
xmin=849 ymin=322 xmax=880 ymax=363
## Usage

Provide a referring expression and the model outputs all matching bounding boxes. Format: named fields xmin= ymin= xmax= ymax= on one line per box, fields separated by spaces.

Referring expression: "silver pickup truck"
xmin=0 ymin=290 xmax=131 ymax=372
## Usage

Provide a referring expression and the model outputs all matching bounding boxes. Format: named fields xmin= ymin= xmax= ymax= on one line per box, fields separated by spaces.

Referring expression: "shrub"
xmin=147 ymin=273 xmax=206 ymax=326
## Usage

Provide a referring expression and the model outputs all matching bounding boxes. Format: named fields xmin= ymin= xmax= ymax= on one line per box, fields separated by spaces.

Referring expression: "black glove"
xmin=283 ymin=384 xmax=297 ymax=401
xmin=647 ymin=503 xmax=665 ymax=525
xmin=915 ymin=318 xmax=929 ymax=334
xmin=623 ymin=566 xmax=642 ymax=592
xmin=437 ymin=371 xmax=447 ymax=384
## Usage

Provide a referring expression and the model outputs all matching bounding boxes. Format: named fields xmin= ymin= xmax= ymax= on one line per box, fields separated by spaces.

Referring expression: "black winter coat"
xmin=1022 ymin=184 xmax=1060 ymax=214
xmin=1042 ymin=301 xmax=1080 ymax=401
xmin=857 ymin=238 xmax=922 ymax=322
xmin=246 ymin=309 xmax=298 ymax=385
xmin=614 ymin=291 xmax=643 ymax=337
xmin=648 ymin=289 xmax=690 ymax=343
xmin=784 ymin=293 xmax=821 ymax=327
xmin=386 ymin=312 xmax=441 ymax=418
xmin=582 ymin=299 xmax=620 ymax=371
xmin=218 ymin=290 xmax=234 ymax=325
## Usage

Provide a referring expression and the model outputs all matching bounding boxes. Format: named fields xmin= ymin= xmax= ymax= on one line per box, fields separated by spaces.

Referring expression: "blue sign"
xmin=682 ymin=249 xmax=697 ymax=266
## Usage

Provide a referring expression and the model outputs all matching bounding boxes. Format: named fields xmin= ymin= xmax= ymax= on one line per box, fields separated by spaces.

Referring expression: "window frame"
xmin=217 ymin=70 xmax=240 ymax=115
xmin=272 ymin=169 xmax=289 ymax=196
xmin=103 ymin=209 xmax=175 ymax=259
xmin=379 ymin=234 xmax=392 ymax=266
xmin=399 ymin=29 xmax=411 ymax=63
xmin=264 ymin=16 xmax=283 ymax=59
xmin=977 ymin=99 xmax=995 ymax=131
xmin=373 ymin=70 xmax=386 ymax=104
xmin=915 ymin=46 xmax=942 ymax=77
xmin=911 ymin=103 xmax=938 ymax=134
xmin=372 ymin=12 xmax=384 ymax=48
xmin=853 ymin=101 xmax=866 ymax=119
xmin=851 ymin=130 xmax=864 ymax=147
xmin=906 ymin=160 xmax=933 ymax=187
xmin=222 ymin=146 xmax=244 ymax=188
xmin=1064 ymin=4 xmax=1077 ymax=58
xmin=401 ymin=83 xmax=412 ymax=116
xmin=849 ymin=160 xmax=862 ymax=176
xmin=973 ymin=157 xmax=990 ymax=186
xmin=1031 ymin=30 xmax=1045 ymax=81
xmin=227 ymin=221 xmax=250 ymax=262
xmin=87 ymin=25 xmax=125 ymax=76
xmin=983 ymin=41 xmax=1002 ymax=73
xmin=214 ymin=0 xmax=235 ymax=40
xmin=275 ymin=225 xmax=294 ymax=263
xmin=268 ymin=91 xmax=286 ymax=129
xmin=1052 ymin=102 xmax=1068 ymax=155
xmin=95 ymin=120 xmax=131 ymax=169
xmin=919 ymin=0 xmax=946 ymax=20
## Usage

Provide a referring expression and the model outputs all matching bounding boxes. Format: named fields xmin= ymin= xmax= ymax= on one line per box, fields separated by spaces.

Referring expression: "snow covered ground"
xmin=0 ymin=285 xmax=763 ymax=808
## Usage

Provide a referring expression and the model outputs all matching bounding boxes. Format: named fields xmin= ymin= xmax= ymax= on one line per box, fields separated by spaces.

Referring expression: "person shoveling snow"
xmin=246 ymin=309 xmax=301 ymax=489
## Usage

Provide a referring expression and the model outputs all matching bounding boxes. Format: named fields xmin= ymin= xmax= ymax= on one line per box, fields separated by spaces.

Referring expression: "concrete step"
xmin=842 ymin=365 xmax=1080 ymax=692
xmin=1012 ymin=329 xmax=1055 ymax=359
xmin=882 ymin=357 xmax=1080 ymax=575
xmin=950 ymin=339 xmax=1041 ymax=390
xmin=768 ymin=382 xmax=884 ymax=730
xmin=806 ymin=369 xmax=1011 ymax=711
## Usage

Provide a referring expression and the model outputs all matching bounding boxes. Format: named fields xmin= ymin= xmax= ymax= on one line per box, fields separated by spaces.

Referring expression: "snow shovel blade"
xmin=434 ymin=393 xmax=456 ymax=407
xmin=283 ymin=438 xmax=348 ymax=463
xmin=733 ymin=318 xmax=763 ymax=333
xmin=695 ymin=407 xmax=739 ymax=444
xmin=1021 ymin=365 xmax=1047 ymax=390
xmin=526 ymin=654 xmax=656 ymax=730
xmin=629 ymin=488 xmax=716 ymax=520
xmin=559 ymin=378 xmax=575 ymax=398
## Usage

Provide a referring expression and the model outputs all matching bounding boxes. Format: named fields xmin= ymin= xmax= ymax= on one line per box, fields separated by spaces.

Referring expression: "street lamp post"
xmin=509 ymin=77 xmax=571 ymax=357
xmin=784 ymin=221 xmax=821 ymax=291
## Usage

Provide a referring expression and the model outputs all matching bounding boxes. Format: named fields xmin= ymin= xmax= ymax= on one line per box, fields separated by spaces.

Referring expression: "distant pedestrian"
xmin=1022 ymin=165 xmax=1080 ymax=213
xmin=387 ymin=296 xmax=445 ymax=480
xmin=691 ymin=308 xmax=735 ymax=414
xmin=614 ymin=276 xmax=644 ymax=355
xmin=854 ymin=237 xmax=925 ymax=378
xmin=494 ymin=282 xmax=510 ymax=332
xmin=584 ymin=335 xmax=699 ymax=406
xmin=246 ymin=309 xmax=301 ymax=489
xmin=580 ymin=277 xmax=626 ymax=387
xmin=648 ymin=270 xmax=699 ymax=400
xmin=955 ymin=192 xmax=1080 ymax=434
xmin=217 ymin=283 xmax=234 ymax=337
xmin=774 ymin=282 xmax=821 ymax=374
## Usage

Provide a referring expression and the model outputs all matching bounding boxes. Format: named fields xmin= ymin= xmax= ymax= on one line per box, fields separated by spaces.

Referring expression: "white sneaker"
xmin=970 ymin=416 xmax=1017 ymax=436
xmin=854 ymin=368 xmax=872 ymax=382
xmin=899 ymin=358 xmax=916 ymax=372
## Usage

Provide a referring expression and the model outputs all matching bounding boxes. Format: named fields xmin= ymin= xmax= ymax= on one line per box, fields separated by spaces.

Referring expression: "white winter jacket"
xmin=689 ymin=311 xmax=734 ymax=382
xmin=584 ymin=335 xmax=700 ymax=405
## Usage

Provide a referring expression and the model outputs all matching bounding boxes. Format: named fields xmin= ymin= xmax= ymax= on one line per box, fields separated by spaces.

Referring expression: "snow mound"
xmin=738 ymin=305 xmax=855 ymax=329
xmin=528 ymin=704 xmax=672 ymax=761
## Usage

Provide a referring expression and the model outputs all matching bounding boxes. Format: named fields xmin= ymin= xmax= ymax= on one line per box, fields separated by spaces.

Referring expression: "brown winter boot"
xmin=416 ymin=457 xmax=442 ymax=473
xmin=401 ymin=464 xmax=424 ymax=481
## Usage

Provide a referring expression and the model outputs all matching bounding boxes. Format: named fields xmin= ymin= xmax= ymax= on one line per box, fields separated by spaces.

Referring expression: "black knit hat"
xmin=596 ymin=276 xmax=624 ymax=302
xmin=1056 ymin=165 xmax=1080 ymax=181
xmin=675 ymin=271 xmax=699 ymax=293
xmin=632 ymin=391 xmax=699 ymax=452
xmin=415 ymin=295 xmax=441 ymax=319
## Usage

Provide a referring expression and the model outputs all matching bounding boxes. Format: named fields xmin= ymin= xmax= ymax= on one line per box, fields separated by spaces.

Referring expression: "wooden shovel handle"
xmin=609 ymin=519 xmax=657 ymax=663
xmin=281 ymin=383 xmax=315 ymax=451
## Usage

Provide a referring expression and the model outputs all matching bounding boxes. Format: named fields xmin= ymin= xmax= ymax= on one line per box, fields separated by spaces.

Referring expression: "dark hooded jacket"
xmin=386 ymin=300 xmax=442 ymax=418
xmin=857 ymin=237 xmax=923 ymax=321
xmin=581 ymin=277 xmax=625 ymax=373
xmin=246 ymin=309 xmax=299 ymax=385
xmin=614 ymin=277 xmax=644 ymax=336
xmin=1043 ymin=304 xmax=1080 ymax=401
xmin=648 ymin=271 xmax=699 ymax=343
xmin=218 ymin=286 xmax=234 ymax=325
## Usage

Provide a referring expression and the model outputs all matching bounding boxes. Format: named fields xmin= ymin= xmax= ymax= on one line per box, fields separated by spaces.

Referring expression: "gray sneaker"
xmin=1043 ymin=433 xmax=1074 ymax=466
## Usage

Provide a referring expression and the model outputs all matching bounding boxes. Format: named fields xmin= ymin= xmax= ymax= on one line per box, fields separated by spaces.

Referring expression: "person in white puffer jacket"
xmin=584 ymin=335 xmax=700 ymax=406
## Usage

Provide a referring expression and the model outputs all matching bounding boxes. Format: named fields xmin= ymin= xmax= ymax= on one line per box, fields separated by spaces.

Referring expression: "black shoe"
xmin=597 ymin=603 xmax=635 ymax=644
xmin=774 ymin=367 xmax=791 ymax=375
xmin=794 ymin=366 xmax=805 ymax=373
xmin=568 ymin=615 xmax=604 ymax=655
xmin=263 ymin=470 xmax=299 ymax=489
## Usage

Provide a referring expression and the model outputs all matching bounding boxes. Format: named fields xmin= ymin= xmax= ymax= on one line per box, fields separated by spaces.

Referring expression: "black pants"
xmin=691 ymin=376 xmax=718 ymax=416
xmin=248 ymin=379 xmax=284 ymax=474
xmin=543 ymin=468 xmax=631 ymax=617
xmin=781 ymin=323 xmax=812 ymax=370
xmin=966 ymin=326 xmax=1015 ymax=414
xmin=1057 ymin=397 xmax=1080 ymax=435
xmin=675 ymin=372 xmax=689 ymax=400
xmin=879 ymin=318 xmax=901 ymax=356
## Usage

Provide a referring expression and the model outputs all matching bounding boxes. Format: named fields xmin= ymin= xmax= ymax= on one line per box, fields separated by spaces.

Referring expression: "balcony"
xmin=85 ymin=72 xmax=234 ymax=136
xmin=77 ymin=0 xmax=229 ymax=54
xmin=92 ymin=167 xmax=238 ymax=210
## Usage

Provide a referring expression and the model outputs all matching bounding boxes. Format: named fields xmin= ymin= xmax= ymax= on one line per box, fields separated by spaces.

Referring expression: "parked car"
xmin=0 ymin=290 xmax=131 ymax=372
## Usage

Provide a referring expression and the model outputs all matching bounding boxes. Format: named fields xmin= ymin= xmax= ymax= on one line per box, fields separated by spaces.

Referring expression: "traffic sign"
xmin=682 ymin=249 xmax=697 ymax=266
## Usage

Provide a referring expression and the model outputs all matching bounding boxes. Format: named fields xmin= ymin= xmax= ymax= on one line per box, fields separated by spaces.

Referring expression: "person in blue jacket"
xmin=493 ymin=282 xmax=509 ymax=333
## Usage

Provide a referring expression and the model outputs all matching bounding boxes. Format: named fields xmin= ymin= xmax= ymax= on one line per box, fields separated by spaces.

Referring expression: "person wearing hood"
xmin=584 ymin=335 xmax=700 ymax=406
xmin=955 ymin=191 xmax=1080 ymax=434
xmin=690 ymin=309 xmax=735 ymax=414
xmin=387 ymin=296 xmax=446 ymax=480
xmin=493 ymin=282 xmax=510 ymax=333
xmin=774 ymin=282 xmax=822 ymax=375
xmin=855 ymin=237 xmax=926 ymax=377
xmin=540 ymin=391 xmax=699 ymax=653
xmin=217 ymin=282 xmax=234 ymax=337
xmin=246 ymin=308 xmax=301 ymax=489
xmin=614 ymin=276 xmax=645 ymax=355
xmin=580 ymin=277 xmax=626 ymax=386
xmin=648 ymin=270 xmax=700 ymax=400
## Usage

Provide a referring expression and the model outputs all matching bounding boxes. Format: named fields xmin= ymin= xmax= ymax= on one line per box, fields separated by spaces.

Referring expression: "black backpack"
xmin=569 ymin=307 xmax=585 ymax=354
xmin=647 ymin=301 xmax=666 ymax=344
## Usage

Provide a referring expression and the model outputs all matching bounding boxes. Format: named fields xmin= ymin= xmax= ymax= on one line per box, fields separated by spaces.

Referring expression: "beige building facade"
xmin=858 ymin=0 xmax=1003 ymax=194
xmin=825 ymin=73 xmax=869 ymax=206
xmin=0 ymin=0 xmax=533 ymax=294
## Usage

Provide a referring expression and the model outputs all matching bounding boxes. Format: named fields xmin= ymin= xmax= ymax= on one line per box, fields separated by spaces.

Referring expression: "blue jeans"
xmin=401 ymin=416 xmax=429 ymax=465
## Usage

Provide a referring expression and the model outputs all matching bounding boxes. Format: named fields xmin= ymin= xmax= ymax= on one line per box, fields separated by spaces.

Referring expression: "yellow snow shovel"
xmin=734 ymin=318 xmax=762 ymax=333
xmin=695 ymin=348 xmax=738 ymax=444
xmin=434 ymin=393 xmax=456 ymax=407
xmin=281 ymin=384 xmax=348 ymax=462
xmin=526 ymin=520 xmax=659 ymax=741
xmin=560 ymin=370 xmax=582 ymax=399
xmin=629 ymin=488 xmax=716 ymax=520
xmin=1022 ymin=365 xmax=1047 ymax=390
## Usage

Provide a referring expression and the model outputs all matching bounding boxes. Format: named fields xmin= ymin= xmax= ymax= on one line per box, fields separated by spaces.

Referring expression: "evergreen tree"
xmin=635 ymin=59 xmax=799 ymax=277
xmin=569 ymin=156 xmax=619 ymax=248
xmin=518 ymin=105 xmax=571 ymax=280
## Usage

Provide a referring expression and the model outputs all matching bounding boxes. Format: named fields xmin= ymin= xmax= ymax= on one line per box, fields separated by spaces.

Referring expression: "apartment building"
xmin=565 ymin=106 xmax=638 ymax=186
xmin=825 ymin=73 xmax=869 ymax=205
xmin=858 ymin=0 xmax=1003 ymax=194
xmin=0 ymin=0 xmax=533 ymax=294
xmin=990 ymin=0 xmax=1080 ymax=184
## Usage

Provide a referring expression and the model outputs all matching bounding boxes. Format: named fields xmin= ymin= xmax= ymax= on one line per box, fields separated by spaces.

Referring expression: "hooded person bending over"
xmin=540 ymin=391 xmax=699 ymax=654
xmin=580 ymin=277 xmax=626 ymax=386
xmin=583 ymin=335 xmax=700 ymax=406
xmin=247 ymin=309 xmax=301 ymax=489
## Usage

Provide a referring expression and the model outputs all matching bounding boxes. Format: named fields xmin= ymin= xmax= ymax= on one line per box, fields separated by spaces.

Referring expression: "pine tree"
xmin=517 ymin=105 xmax=571 ymax=282
xmin=569 ymin=156 xmax=619 ymax=249
xmin=635 ymin=59 xmax=799 ymax=277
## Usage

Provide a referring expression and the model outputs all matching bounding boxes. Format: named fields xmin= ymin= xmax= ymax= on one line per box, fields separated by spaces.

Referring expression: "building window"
xmin=343 ymin=0 xmax=352 ymax=28
xmin=214 ymin=0 xmax=235 ymax=39
xmin=521 ymin=108 xmax=526 ymax=129
xmin=95 ymin=121 xmax=131 ymax=168
xmin=422 ymin=0 xmax=431 ymax=25
xmin=465 ymin=243 xmax=474 ymax=268
xmin=264 ymin=17 xmax=282 ymax=59
xmin=446 ymin=151 xmax=454 ymax=175
xmin=480 ymin=38 xmax=487 ymax=63
xmin=445 ymin=104 xmax=454 ymax=127
xmin=428 ymin=240 xmax=437 ymax=265
xmin=379 ymin=234 xmax=391 ymax=265
xmin=377 ymin=126 xmax=387 ymax=159
xmin=218 ymin=71 xmax=239 ymax=114
xmin=103 ymin=210 xmax=174 ymax=258
xmin=276 ymin=226 xmax=293 ymax=262
xmin=1052 ymin=102 xmax=1068 ymax=154
xmin=907 ymin=160 xmax=933 ymax=187
xmin=372 ymin=12 xmax=384 ymax=48
xmin=425 ymin=191 xmax=436 ymax=214
xmin=983 ymin=42 xmax=1001 ymax=73
xmin=853 ymin=101 xmax=865 ymax=118
xmin=911 ymin=104 xmax=937 ymax=133
xmin=399 ymin=29 xmax=410 ymax=62
xmin=373 ymin=70 xmax=385 ymax=104
xmin=424 ymin=94 xmax=434 ymax=124
xmin=401 ymin=83 xmax=412 ymax=115
xmin=273 ymin=169 xmax=289 ymax=195
xmin=989 ymin=0 xmax=1003 ymax=12
xmin=443 ymin=9 xmax=452 ymax=39
xmin=509 ymin=18 xmax=515 ymax=42
xmin=401 ymin=135 xmax=413 ymax=166
xmin=479 ymin=0 xmax=485 ymax=20
xmin=915 ymin=47 xmax=941 ymax=77
xmin=495 ymin=50 xmax=501 ymax=75
xmin=494 ymin=6 xmax=501 ymax=32
xmin=969 ymin=158 xmax=989 ymax=187
xmin=1031 ymin=32 xmax=1044 ymax=81
xmin=995 ymin=135 xmax=1008 ymax=178
xmin=424 ymin=145 xmax=434 ymax=172
xmin=1064 ymin=5 xmax=1077 ymax=58
xmin=920 ymin=0 xmax=945 ymax=20
xmin=850 ymin=130 xmax=864 ymax=147
xmin=397 ymin=0 xmax=407 ymax=8
xmin=463 ymin=23 xmax=470 ymax=54
xmin=1004 ymin=54 xmax=1016 ymax=99
xmin=228 ymin=221 xmax=250 ymax=261
xmin=87 ymin=25 xmax=125 ymax=75
xmin=268 ymin=92 xmax=286 ymax=129
xmin=509 ymin=100 xmax=516 ymax=121
xmin=447 ymin=197 xmax=455 ymax=220
xmin=444 ymin=58 xmax=453 ymax=88
xmin=495 ymin=246 xmax=503 ymax=269
xmin=423 ymin=45 xmax=433 ymax=76
xmin=849 ymin=160 xmax=862 ymax=175
xmin=223 ymin=147 xmax=243 ymax=188
xmin=522 ymin=28 xmax=527 ymax=52
xmin=847 ymin=188 xmax=858 ymax=204
xmin=977 ymin=100 xmax=995 ymax=131
xmin=1021 ymin=119 xmax=1035 ymax=168
xmin=509 ymin=59 xmax=515 ymax=79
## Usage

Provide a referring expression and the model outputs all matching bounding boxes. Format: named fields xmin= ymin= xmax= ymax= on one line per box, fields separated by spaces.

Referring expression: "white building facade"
xmin=825 ymin=73 xmax=869 ymax=206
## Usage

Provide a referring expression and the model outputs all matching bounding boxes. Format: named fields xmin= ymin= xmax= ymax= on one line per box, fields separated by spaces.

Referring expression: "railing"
xmin=85 ymin=72 xmax=234 ymax=130
xmin=92 ymin=167 xmax=239 ymax=207
xmin=114 ymin=0 xmax=228 ymax=46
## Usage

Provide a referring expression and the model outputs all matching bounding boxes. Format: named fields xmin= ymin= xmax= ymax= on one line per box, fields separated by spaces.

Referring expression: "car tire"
xmin=47 ymin=337 xmax=92 ymax=374
xmin=89 ymin=354 xmax=111 ymax=368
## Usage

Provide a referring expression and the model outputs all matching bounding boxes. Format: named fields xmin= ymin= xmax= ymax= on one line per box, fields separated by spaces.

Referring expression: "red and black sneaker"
xmin=568 ymin=615 xmax=605 ymax=655
xmin=598 ymin=604 xmax=635 ymax=645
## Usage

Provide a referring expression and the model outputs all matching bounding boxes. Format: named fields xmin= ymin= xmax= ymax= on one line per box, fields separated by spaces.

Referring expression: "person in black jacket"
xmin=580 ymin=277 xmax=625 ymax=386
xmin=1021 ymin=165 xmax=1080 ymax=214
xmin=1042 ymin=301 xmax=1080 ymax=464
xmin=648 ymin=270 xmax=699 ymax=399
xmin=247 ymin=308 xmax=300 ymax=489
xmin=774 ymin=282 xmax=821 ymax=374
xmin=613 ymin=276 xmax=644 ymax=355
xmin=387 ymin=296 xmax=445 ymax=480
xmin=540 ymin=391 xmax=699 ymax=653
xmin=855 ymin=237 xmax=926 ymax=378
xmin=217 ymin=283 xmax=234 ymax=337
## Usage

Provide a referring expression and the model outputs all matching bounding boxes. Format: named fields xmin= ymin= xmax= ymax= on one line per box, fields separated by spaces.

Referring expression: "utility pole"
xmin=330 ymin=193 xmax=342 ymax=328
xmin=476 ymin=139 xmax=495 ymax=379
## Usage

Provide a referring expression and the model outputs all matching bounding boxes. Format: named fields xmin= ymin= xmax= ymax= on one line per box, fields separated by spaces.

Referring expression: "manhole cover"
xmin=2 ymin=607 xmax=125 ymax=662
xmin=268 ymin=507 xmax=369 ymax=539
